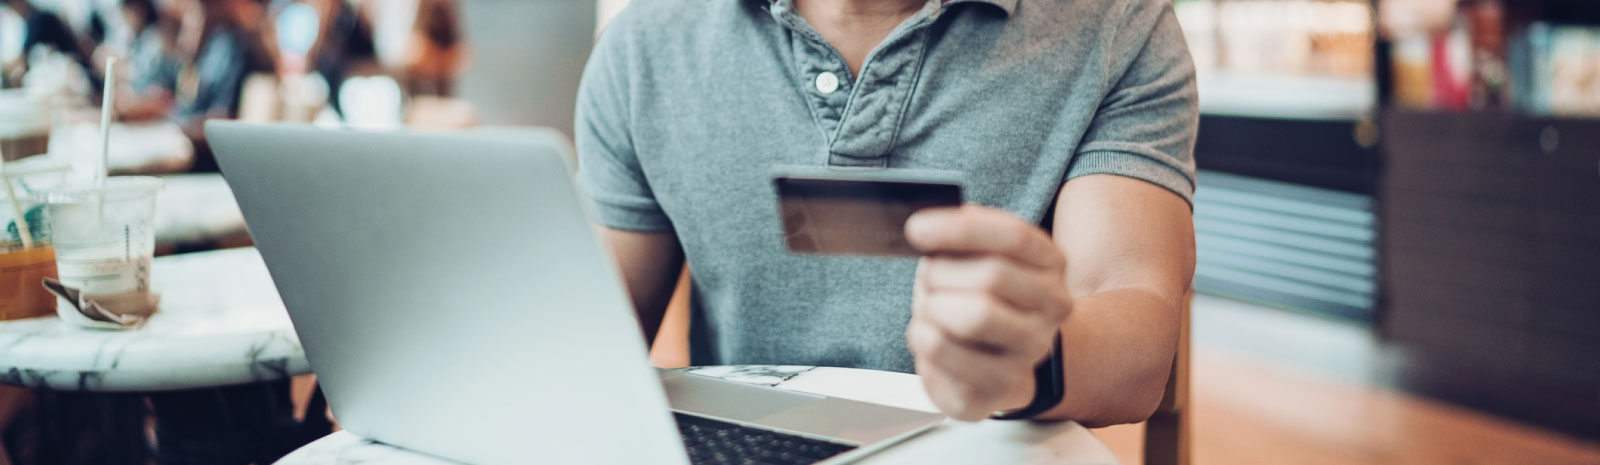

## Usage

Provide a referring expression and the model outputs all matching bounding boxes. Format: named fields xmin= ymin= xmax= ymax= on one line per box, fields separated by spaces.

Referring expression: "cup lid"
xmin=36 ymin=176 xmax=165 ymax=203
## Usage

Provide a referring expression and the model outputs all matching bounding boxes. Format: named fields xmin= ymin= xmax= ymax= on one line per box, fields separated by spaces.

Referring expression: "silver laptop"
xmin=205 ymin=122 xmax=943 ymax=465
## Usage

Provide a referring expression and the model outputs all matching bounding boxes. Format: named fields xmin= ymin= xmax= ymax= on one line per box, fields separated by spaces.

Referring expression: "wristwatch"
xmin=991 ymin=332 xmax=1064 ymax=420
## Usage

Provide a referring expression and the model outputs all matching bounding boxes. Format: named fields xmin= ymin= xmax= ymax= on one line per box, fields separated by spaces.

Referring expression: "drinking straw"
xmin=98 ymin=57 xmax=117 ymax=187
xmin=95 ymin=57 xmax=117 ymax=225
xmin=0 ymin=151 xmax=33 ymax=250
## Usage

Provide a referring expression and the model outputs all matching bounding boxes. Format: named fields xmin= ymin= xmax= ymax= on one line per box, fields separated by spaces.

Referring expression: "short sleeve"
xmin=574 ymin=9 xmax=674 ymax=233
xmin=1067 ymin=3 xmax=1199 ymax=207
xmin=131 ymin=33 xmax=180 ymax=94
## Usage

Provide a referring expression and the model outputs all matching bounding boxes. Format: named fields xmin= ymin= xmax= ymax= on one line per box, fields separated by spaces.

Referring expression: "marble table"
xmin=0 ymin=247 xmax=307 ymax=391
xmin=0 ymin=247 xmax=322 ymax=464
xmin=152 ymin=173 xmax=253 ymax=255
xmin=277 ymin=365 xmax=1120 ymax=465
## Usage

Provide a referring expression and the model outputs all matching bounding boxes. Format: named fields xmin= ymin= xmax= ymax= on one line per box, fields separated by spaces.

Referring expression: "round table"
xmin=276 ymin=365 xmax=1120 ymax=465
xmin=0 ymin=248 xmax=320 ymax=464
xmin=152 ymin=173 xmax=253 ymax=256
xmin=0 ymin=247 xmax=306 ymax=390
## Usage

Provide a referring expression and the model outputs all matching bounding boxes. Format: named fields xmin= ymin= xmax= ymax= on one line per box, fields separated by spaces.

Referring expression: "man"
xmin=577 ymin=0 xmax=1196 ymax=425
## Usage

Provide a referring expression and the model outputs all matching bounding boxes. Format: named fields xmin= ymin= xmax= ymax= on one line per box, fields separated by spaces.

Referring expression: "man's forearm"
xmin=1037 ymin=286 xmax=1183 ymax=426
xmin=600 ymin=228 xmax=685 ymax=347
xmin=902 ymin=182 xmax=1192 ymax=423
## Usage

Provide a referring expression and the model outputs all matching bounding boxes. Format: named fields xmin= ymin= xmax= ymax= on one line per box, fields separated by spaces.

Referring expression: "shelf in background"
xmin=1193 ymin=114 xmax=1378 ymax=194
xmin=1193 ymin=170 xmax=1377 ymax=322
xmin=1378 ymin=109 xmax=1600 ymax=441
xmin=1198 ymin=71 xmax=1375 ymax=121
xmin=1382 ymin=107 xmax=1600 ymax=125
xmin=1531 ymin=0 xmax=1600 ymax=25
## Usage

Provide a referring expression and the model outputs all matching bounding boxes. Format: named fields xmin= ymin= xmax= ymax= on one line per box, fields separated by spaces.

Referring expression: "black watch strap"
xmin=990 ymin=332 xmax=1064 ymax=420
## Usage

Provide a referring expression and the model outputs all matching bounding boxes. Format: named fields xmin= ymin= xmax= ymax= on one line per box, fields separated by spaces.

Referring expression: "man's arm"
xmin=600 ymin=228 xmax=686 ymax=348
xmin=905 ymin=0 xmax=1196 ymax=425
xmin=903 ymin=176 xmax=1193 ymax=425
xmin=575 ymin=3 xmax=684 ymax=346
xmin=1044 ymin=174 xmax=1193 ymax=424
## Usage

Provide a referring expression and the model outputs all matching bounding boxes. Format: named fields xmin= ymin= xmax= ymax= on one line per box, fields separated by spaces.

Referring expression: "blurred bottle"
xmin=1379 ymin=0 xmax=1454 ymax=109
xmin=1392 ymin=35 xmax=1433 ymax=109
xmin=1464 ymin=0 xmax=1507 ymax=109
xmin=1431 ymin=15 xmax=1471 ymax=110
xmin=1544 ymin=26 xmax=1600 ymax=116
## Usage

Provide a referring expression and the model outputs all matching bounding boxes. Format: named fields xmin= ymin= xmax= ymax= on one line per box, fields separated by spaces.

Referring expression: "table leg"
xmin=147 ymin=380 xmax=331 ymax=465
xmin=5 ymin=389 xmax=148 ymax=465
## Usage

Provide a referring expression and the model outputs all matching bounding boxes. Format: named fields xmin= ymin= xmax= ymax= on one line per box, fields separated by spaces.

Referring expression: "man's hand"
xmin=904 ymin=205 xmax=1072 ymax=421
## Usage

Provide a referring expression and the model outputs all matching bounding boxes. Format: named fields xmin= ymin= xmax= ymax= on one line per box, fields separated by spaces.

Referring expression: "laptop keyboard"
xmin=674 ymin=412 xmax=858 ymax=465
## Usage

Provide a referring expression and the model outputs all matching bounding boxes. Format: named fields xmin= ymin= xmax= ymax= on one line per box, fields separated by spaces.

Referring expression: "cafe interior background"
xmin=0 ymin=0 xmax=1597 ymax=463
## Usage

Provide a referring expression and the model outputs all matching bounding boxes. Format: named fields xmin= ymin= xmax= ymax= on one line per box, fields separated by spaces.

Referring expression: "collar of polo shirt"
xmin=762 ymin=0 xmax=1017 ymax=17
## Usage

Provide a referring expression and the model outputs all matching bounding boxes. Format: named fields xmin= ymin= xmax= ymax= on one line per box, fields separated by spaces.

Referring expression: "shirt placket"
xmin=769 ymin=0 xmax=940 ymax=168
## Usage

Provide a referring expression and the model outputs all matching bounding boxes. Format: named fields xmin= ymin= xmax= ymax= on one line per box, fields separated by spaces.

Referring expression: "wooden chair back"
xmin=1143 ymin=291 xmax=1192 ymax=465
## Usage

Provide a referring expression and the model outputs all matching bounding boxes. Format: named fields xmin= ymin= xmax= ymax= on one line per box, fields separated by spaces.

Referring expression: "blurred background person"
xmin=105 ymin=0 xmax=181 ymax=104
xmin=364 ymin=0 xmax=461 ymax=97
xmin=1 ymin=0 xmax=97 ymax=89
xmin=274 ymin=0 xmax=376 ymax=118
xmin=116 ymin=0 xmax=271 ymax=171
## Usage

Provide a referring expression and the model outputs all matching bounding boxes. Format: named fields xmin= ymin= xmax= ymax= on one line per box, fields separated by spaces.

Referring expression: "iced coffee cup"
xmin=0 ymin=157 xmax=71 ymax=321
xmin=39 ymin=176 xmax=163 ymax=329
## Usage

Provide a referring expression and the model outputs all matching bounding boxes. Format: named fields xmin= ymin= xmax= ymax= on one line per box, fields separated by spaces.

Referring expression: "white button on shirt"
xmin=815 ymin=72 xmax=840 ymax=94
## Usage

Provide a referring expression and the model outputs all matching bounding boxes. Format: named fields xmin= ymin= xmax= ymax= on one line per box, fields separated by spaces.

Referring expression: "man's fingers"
xmin=906 ymin=321 xmax=1034 ymax=421
xmin=913 ymin=291 xmax=1056 ymax=356
xmin=918 ymin=255 xmax=1071 ymax=318
xmin=904 ymin=206 xmax=1063 ymax=270
xmin=903 ymin=206 xmax=1072 ymax=421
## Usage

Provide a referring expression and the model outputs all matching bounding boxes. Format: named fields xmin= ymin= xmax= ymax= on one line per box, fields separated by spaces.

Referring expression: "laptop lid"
xmin=207 ymin=122 xmax=689 ymax=465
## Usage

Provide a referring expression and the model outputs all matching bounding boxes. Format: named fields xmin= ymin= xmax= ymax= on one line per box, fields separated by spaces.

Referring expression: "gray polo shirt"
xmin=576 ymin=0 xmax=1197 ymax=372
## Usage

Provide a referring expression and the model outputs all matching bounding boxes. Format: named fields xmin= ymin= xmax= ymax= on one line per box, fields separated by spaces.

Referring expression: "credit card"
xmin=772 ymin=167 xmax=963 ymax=257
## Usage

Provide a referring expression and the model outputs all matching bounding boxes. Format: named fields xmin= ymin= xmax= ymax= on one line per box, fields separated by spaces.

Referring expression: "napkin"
xmin=41 ymin=278 xmax=160 ymax=329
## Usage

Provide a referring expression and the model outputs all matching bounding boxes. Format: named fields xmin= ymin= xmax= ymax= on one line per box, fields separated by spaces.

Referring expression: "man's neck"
xmin=793 ymin=0 xmax=926 ymax=76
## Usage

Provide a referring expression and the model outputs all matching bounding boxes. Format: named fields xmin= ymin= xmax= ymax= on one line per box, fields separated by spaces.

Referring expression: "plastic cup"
xmin=39 ymin=176 xmax=163 ymax=329
xmin=0 ymin=158 xmax=71 ymax=321
xmin=0 ymin=246 xmax=56 ymax=320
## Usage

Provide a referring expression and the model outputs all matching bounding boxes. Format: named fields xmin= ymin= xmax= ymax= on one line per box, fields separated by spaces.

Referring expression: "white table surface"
xmin=153 ymin=173 xmax=252 ymax=253
xmin=276 ymin=365 xmax=1120 ymax=465
xmin=48 ymin=121 xmax=194 ymax=175
xmin=0 ymin=247 xmax=309 ymax=391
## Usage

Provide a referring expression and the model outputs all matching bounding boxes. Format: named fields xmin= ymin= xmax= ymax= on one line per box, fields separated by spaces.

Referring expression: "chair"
xmin=1143 ymin=291 xmax=1192 ymax=465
